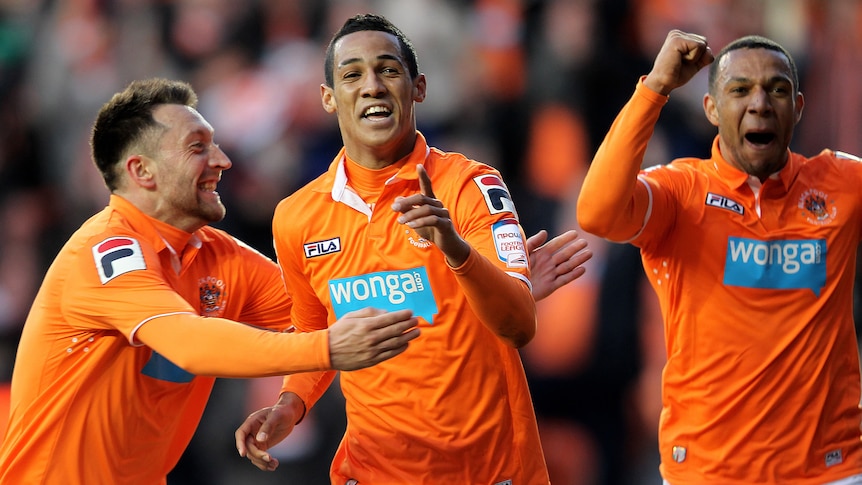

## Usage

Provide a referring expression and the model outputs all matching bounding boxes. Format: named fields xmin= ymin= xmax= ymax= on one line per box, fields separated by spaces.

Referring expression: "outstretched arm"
xmin=136 ymin=307 xmax=420 ymax=376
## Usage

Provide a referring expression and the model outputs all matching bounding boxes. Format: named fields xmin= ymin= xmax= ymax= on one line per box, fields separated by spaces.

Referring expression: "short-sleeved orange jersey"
xmin=579 ymin=81 xmax=862 ymax=484
xmin=0 ymin=195 xmax=329 ymax=485
xmin=273 ymin=132 xmax=549 ymax=484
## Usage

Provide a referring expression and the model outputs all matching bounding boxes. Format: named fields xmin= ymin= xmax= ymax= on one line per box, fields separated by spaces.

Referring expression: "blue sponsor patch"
xmin=723 ymin=237 xmax=826 ymax=295
xmin=141 ymin=351 xmax=195 ymax=383
xmin=328 ymin=267 xmax=438 ymax=324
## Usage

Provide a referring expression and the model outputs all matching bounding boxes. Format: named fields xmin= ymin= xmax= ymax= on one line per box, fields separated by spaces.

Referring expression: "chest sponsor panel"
xmin=328 ymin=267 xmax=438 ymax=324
xmin=723 ymin=236 xmax=826 ymax=295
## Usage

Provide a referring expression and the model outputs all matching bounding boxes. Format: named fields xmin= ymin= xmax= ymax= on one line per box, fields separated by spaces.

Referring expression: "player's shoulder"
xmin=828 ymin=149 xmax=862 ymax=163
xmin=800 ymin=148 xmax=862 ymax=163
xmin=427 ymin=146 xmax=505 ymax=189
xmin=641 ymin=156 xmax=705 ymax=179
xmin=802 ymin=149 xmax=862 ymax=176
xmin=275 ymin=174 xmax=331 ymax=215
xmin=58 ymin=212 xmax=155 ymax=286
xmin=428 ymin=146 xmax=489 ymax=170
xmin=72 ymin=208 xmax=148 ymax=254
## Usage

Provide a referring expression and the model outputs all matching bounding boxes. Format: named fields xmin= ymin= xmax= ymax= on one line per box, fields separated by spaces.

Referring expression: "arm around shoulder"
xmin=135 ymin=314 xmax=331 ymax=377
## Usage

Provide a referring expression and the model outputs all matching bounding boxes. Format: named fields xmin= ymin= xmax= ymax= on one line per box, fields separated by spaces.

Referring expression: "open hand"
xmin=328 ymin=308 xmax=420 ymax=371
xmin=527 ymin=229 xmax=593 ymax=301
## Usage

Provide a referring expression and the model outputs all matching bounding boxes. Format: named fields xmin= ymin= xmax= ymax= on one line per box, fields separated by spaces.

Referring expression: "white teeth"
xmin=199 ymin=182 xmax=217 ymax=192
xmin=364 ymin=106 xmax=390 ymax=116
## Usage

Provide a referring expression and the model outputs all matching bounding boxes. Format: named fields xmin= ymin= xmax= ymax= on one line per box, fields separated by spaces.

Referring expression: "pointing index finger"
xmin=417 ymin=164 xmax=435 ymax=199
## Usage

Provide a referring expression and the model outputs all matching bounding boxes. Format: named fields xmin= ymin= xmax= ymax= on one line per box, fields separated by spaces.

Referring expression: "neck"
xmin=343 ymin=131 xmax=417 ymax=169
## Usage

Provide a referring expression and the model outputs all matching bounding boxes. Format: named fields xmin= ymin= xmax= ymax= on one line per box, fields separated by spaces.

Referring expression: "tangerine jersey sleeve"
xmin=278 ymin=370 xmax=337 ymax=413
xmin=450 ymin=245 xmax=535 ymax=347
xmin=577 ymin=77 xmax=670 ymax=242
xmin=63 ymin=231 xmax=330 ymax=377
xmin=444 ymin=160 xmax=536 ymax=347
xmin=135 ymin=314 xmax=330 ymax=377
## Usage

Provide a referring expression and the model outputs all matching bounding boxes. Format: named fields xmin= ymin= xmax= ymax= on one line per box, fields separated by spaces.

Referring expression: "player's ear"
xmin=413 ymin=73 xmax=426 ymax=103
xmin=126 ymin=155 xmax=156 ymax=189
xmin=321 ymin=84 xmax=337 ymax=114
xmin=703 ymin=93 xmax=719 ymax=127
xmin=794 ymin=91 xmax=804 ymax=125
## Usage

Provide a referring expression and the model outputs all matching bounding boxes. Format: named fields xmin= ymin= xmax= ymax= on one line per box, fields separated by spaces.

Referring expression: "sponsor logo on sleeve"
xmin=92 ymin=237 xmax=146 ymax=284
xmin=492 ymin=219 xmax=528 ymax=268
xmin=304 ymin=237 xmax=341 ymax=258
xmin=328 ymin=267 xmax=438 ymax=324
xmin=723 ymin=237 xmax=826 ymax=295
xmin=473 ymin=174 xmax=518 ymax=218
xmin=705 ymin=192 xmax=744 ymax=215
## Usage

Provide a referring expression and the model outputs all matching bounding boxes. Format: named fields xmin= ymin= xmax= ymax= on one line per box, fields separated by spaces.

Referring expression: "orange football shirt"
xmin=273 ymin=132 xmax=549 ymax=484
xmin=0 ymin=195 xmax=329 ymax=485
xmin=579 ymin=80 xmax=862 ymax=484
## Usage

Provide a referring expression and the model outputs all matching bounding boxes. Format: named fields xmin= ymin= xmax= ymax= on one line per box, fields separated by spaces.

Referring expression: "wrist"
xmin=276 ymin=391 xmax=307 ymax=425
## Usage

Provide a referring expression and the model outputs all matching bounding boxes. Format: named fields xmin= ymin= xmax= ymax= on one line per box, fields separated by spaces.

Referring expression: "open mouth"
xmin=198 ymin=181 xmax=218 ymax=193
xmin=745 ymin=132 xmax=776 ymax=146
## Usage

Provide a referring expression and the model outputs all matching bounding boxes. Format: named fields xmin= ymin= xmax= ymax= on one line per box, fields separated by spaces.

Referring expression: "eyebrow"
xmin=181 ymin=126 xmax=213 ymax=143
xmin=726 ymin=75 xmax=792 ymax=85
xmin=338 ymin=53 xmax=401 ymax=69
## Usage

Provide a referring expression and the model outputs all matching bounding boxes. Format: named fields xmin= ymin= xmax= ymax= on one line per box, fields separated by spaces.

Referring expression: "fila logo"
xmin=474 ymin=174 xmax=518 ymax=218
xmin=825 ymin=448 xmax=843 ymax=467
xmin=92 ymin=236 xmax=146 ymax=284
xmin=304 ymin=237 xmax=341 ymax=258
xmin=705 ymin=192 xmax=744 ymax=215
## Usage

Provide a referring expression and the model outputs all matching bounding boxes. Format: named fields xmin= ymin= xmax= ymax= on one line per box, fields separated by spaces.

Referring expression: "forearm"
xmin=452 ymin=247 xmax=536 ymax=348
xmin=135 ymin=314 xmax=331 ymax=377
xmin=577 ymin=78 xmax=667 ymax=240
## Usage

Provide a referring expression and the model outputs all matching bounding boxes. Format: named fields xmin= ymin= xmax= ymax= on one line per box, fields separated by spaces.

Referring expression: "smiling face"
xmin=321 ymin=30 xmax=426 ymax=168
xmin=703 ymin=47 xmax=804 ymax=181
xmin=146 ymin=104 xmax=232 ymax=231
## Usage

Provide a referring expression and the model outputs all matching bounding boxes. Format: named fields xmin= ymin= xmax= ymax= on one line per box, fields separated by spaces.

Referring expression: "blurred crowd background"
xmin=2 ymin=0 xmax=862 ymax=484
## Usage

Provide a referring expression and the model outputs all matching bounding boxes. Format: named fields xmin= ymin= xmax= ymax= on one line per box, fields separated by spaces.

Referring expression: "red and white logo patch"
xmin=473 ymin=174 xmax=518 ymax=218
xmin=92 ymin=237 xmax=146 ymax=284
xmin=492 ymin=218 xmax=528 ymax=268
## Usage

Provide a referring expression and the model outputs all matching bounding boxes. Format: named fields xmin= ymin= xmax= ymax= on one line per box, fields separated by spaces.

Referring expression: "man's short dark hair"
xmin=323 ymin=13 xmax=419 ymax=88
xmin=90 ymin=78 xmax=198 ymax=191
xmin=708 ymin=35 xmax=799 ymax=95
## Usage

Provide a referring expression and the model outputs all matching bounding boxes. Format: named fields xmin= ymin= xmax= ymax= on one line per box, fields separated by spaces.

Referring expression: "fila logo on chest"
xmin=705 ymin=192 xmax=744 ymax=215
xmin=304 ymin=237 xmax=342 ymax=258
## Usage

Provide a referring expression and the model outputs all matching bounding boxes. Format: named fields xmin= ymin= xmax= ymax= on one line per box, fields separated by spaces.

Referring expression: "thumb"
xmin=256 ymin=413 xmax=277 ymax=443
